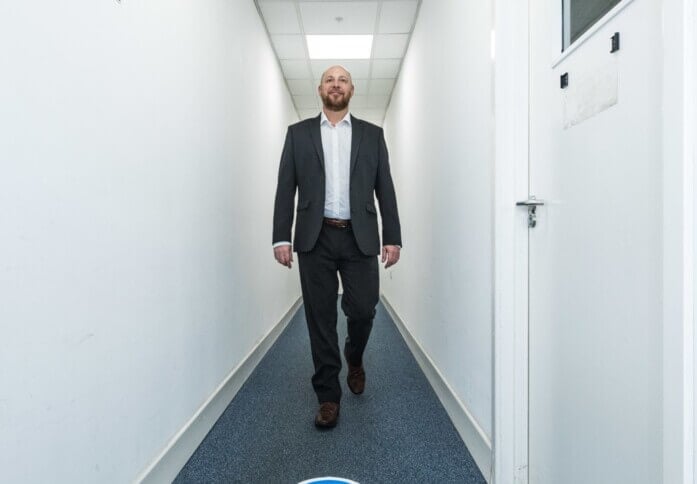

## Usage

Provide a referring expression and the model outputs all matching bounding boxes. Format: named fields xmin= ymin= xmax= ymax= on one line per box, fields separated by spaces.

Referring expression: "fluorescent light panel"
xmin=306 ymin=35 xmax=373 ymax=59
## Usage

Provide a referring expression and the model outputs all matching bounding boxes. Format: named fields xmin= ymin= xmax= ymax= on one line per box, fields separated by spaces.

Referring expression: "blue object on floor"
xmin=174 ymin=300 xmax=486 ymax=483
xmin=298 ymin=478 xmax=359 ymax=484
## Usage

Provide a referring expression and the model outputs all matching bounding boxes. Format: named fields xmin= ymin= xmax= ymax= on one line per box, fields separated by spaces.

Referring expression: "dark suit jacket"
xmin=273 ymin=114 xmax=402 ymax=256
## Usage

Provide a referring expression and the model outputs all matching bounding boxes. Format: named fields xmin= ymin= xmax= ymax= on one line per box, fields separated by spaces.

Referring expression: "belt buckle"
xmin=324 ymin=217 xmax=349 ymax=228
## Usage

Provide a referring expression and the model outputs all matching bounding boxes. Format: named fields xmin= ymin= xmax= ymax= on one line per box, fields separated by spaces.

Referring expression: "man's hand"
xmin=274 ymin=245 xmax=293 ymax=269
xmin=381 ymin=245 xmax=401 ymax=269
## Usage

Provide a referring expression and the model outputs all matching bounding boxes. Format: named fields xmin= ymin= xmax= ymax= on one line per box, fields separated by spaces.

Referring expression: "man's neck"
xmin=323 ymin=107 xmax=349 ymax=126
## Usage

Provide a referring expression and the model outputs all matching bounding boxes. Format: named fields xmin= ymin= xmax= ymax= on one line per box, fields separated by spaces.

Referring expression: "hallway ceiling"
xmin=255 ymin=0 xmax=420 ymax=126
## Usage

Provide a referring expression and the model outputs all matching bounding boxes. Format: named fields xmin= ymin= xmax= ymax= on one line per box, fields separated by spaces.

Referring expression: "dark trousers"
xmin=297 ymin=223 xmax=379 ymax=404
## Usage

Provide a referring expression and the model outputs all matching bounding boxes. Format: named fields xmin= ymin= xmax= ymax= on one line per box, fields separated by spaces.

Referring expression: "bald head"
xmin=320 ymin=65 xmax=353 ymax=86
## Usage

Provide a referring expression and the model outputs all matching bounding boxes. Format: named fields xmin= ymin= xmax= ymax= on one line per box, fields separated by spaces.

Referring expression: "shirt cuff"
xmin=273 ymin=241 xmax=292 ymax=248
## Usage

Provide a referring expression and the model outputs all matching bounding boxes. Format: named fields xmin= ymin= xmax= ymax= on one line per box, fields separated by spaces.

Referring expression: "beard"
xmin=320 ymin=90 xmax=352 ymax=111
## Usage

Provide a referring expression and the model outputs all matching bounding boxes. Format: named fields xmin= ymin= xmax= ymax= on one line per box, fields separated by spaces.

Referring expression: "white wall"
xmin=0 ymin=1 xmax=299 ymax=482
xmin=382 ymin=0 xmax=494 ymax=452
xmin=691 ymin=2 xmax=697 ymax=479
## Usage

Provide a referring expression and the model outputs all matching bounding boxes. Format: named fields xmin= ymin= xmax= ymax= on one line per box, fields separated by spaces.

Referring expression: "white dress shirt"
xmin=320 ymin=110 xmax=352 ymax=220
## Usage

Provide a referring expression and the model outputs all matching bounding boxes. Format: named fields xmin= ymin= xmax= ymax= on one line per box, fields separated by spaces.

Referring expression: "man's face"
xmin=318 ymin=67 xmax=354 ymax=111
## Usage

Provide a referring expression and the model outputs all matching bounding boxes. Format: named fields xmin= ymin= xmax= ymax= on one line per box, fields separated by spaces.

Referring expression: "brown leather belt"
xmin=323 ymin=217 xmax=351 ymax=229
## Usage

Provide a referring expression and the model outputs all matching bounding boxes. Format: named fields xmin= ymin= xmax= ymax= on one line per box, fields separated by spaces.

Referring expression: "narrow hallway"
xmin=3 ymin=0 xmax=695 ymax=482
xmin=174 ymin=300 xmax=485 ymax=483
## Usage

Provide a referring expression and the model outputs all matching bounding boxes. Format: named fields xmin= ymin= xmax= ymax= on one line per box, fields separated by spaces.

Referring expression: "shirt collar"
xmin=320 ymin=110 xmax=352 ymax=127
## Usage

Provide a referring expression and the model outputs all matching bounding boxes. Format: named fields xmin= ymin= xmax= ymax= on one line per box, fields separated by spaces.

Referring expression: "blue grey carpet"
xmin=174 ymin=299 xmax=486 ymax=484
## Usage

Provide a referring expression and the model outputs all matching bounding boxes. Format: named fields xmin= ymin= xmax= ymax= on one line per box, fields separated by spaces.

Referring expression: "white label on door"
xmin=563 ymin=55 xmax=618 ymax=128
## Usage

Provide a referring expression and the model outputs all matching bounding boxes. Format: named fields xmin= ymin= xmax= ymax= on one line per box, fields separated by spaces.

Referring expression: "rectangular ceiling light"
xmin=306 ymin=35 xmax=373 ymax=59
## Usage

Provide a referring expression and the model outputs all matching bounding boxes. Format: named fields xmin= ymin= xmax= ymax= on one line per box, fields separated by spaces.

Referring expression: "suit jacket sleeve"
xmin=272 ymin=127 xmax=297 ymax=245
xmin=375 ymin=128 xmax=402 ymax=247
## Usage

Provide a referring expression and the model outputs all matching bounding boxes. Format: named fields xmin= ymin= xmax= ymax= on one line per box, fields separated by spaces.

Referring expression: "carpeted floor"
xmin=174 ymin=298 xmax=486 ymax=484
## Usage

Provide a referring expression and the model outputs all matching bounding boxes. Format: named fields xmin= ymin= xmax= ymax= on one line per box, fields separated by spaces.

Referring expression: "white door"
xmin=528 ymin=1 xmax=663 ymax=482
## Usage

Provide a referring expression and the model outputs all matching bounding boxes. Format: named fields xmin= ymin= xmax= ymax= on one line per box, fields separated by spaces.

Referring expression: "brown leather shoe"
xmin=344 ymin=347 xmax=366 ymax=395
xmin=314 ymin=402 xmax=340 ymax=428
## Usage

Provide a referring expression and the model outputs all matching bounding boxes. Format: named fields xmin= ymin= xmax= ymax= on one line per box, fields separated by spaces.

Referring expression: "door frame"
xmin=662 ymin=0 xmax=696 ymax=483
xmin=492 ymin=0 xmax=696 ymax=483
xmin=493 ymin=0 xmax=530 ymax=482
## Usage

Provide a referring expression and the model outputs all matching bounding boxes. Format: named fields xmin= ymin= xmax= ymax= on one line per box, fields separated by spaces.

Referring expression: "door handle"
xmin=516 ymin=196 xmax=544 ymax=228
xmin=516 ymin=197 xmax=545 ymax=206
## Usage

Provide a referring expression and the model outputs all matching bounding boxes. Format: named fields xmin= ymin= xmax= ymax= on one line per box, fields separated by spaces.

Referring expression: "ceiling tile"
xmin=372 ymin=34 xmax=409 ymax=58
xmin=299 ymin=1 xmax=378 ymax=35
xmin=352 ymin=108 xmax=386 ymax=117
xmin=281 ymin=59 xmax=311 ymax=79
xmin=372 ymin=59 xmax=401 ymax=78
xmin=287 ymin=79 xmax=316 ymax=96
xmin=311 ymin=60 xmax=371 ymax=79
xmin=349 ymin=95 xmax=370 ymax=108
xmin=367 ymin=95 xmax=390 ymax=108
xmin=294 ymin=95 xmax=320 ymax=109
xmin=271 ymin=35 xmax=307 ymax=59
xmin=351 ymin=108 xmax=386 ymax=122
xmin=369 ymin=78 xmax=395 ymax=95
xmin=350 ymin=78 xmax=367 ymax=94
xmin=299 ymin=109 xmax=320 ymax=119
xmin=378 ymin=0 xmax=418 ymax=33
xmin=348 ymin=94 xmax=387 ymax=110
xmin=259 ymin=1 xmax=301 ymax=34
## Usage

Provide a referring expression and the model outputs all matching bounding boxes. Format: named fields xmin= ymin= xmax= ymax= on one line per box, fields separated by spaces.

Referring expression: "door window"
xmin=562 ymin=0 xmax=621 ymax=50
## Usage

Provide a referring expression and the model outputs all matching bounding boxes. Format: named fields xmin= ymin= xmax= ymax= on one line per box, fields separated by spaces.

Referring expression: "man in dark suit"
xmin=272 ymin=65 xmax=402 ymax=428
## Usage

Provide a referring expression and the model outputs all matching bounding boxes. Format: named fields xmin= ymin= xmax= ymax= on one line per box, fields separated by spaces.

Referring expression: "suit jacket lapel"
xmin=309 ymin=114 xmax=324 ymax=171
xmin=350 ymin=115 xmax=363 ymax=176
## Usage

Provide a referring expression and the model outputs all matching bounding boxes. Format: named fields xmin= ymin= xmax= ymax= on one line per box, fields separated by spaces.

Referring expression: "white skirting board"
xmin=381 ymin=295 xmax=493 ymax=483
xmin=134 ymin=297 xmax=303 ymax=484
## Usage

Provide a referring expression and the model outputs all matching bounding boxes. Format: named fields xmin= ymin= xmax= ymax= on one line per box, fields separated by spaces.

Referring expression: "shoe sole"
xmin=314 ymin=413 xmax=339 ymax=428
xmin=314 ymin=418 xmax=338 ymax=429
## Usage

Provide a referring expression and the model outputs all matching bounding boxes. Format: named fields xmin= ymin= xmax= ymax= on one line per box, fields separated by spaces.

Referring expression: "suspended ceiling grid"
xmin=255 ymin=0 xmax=421 ymax=125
